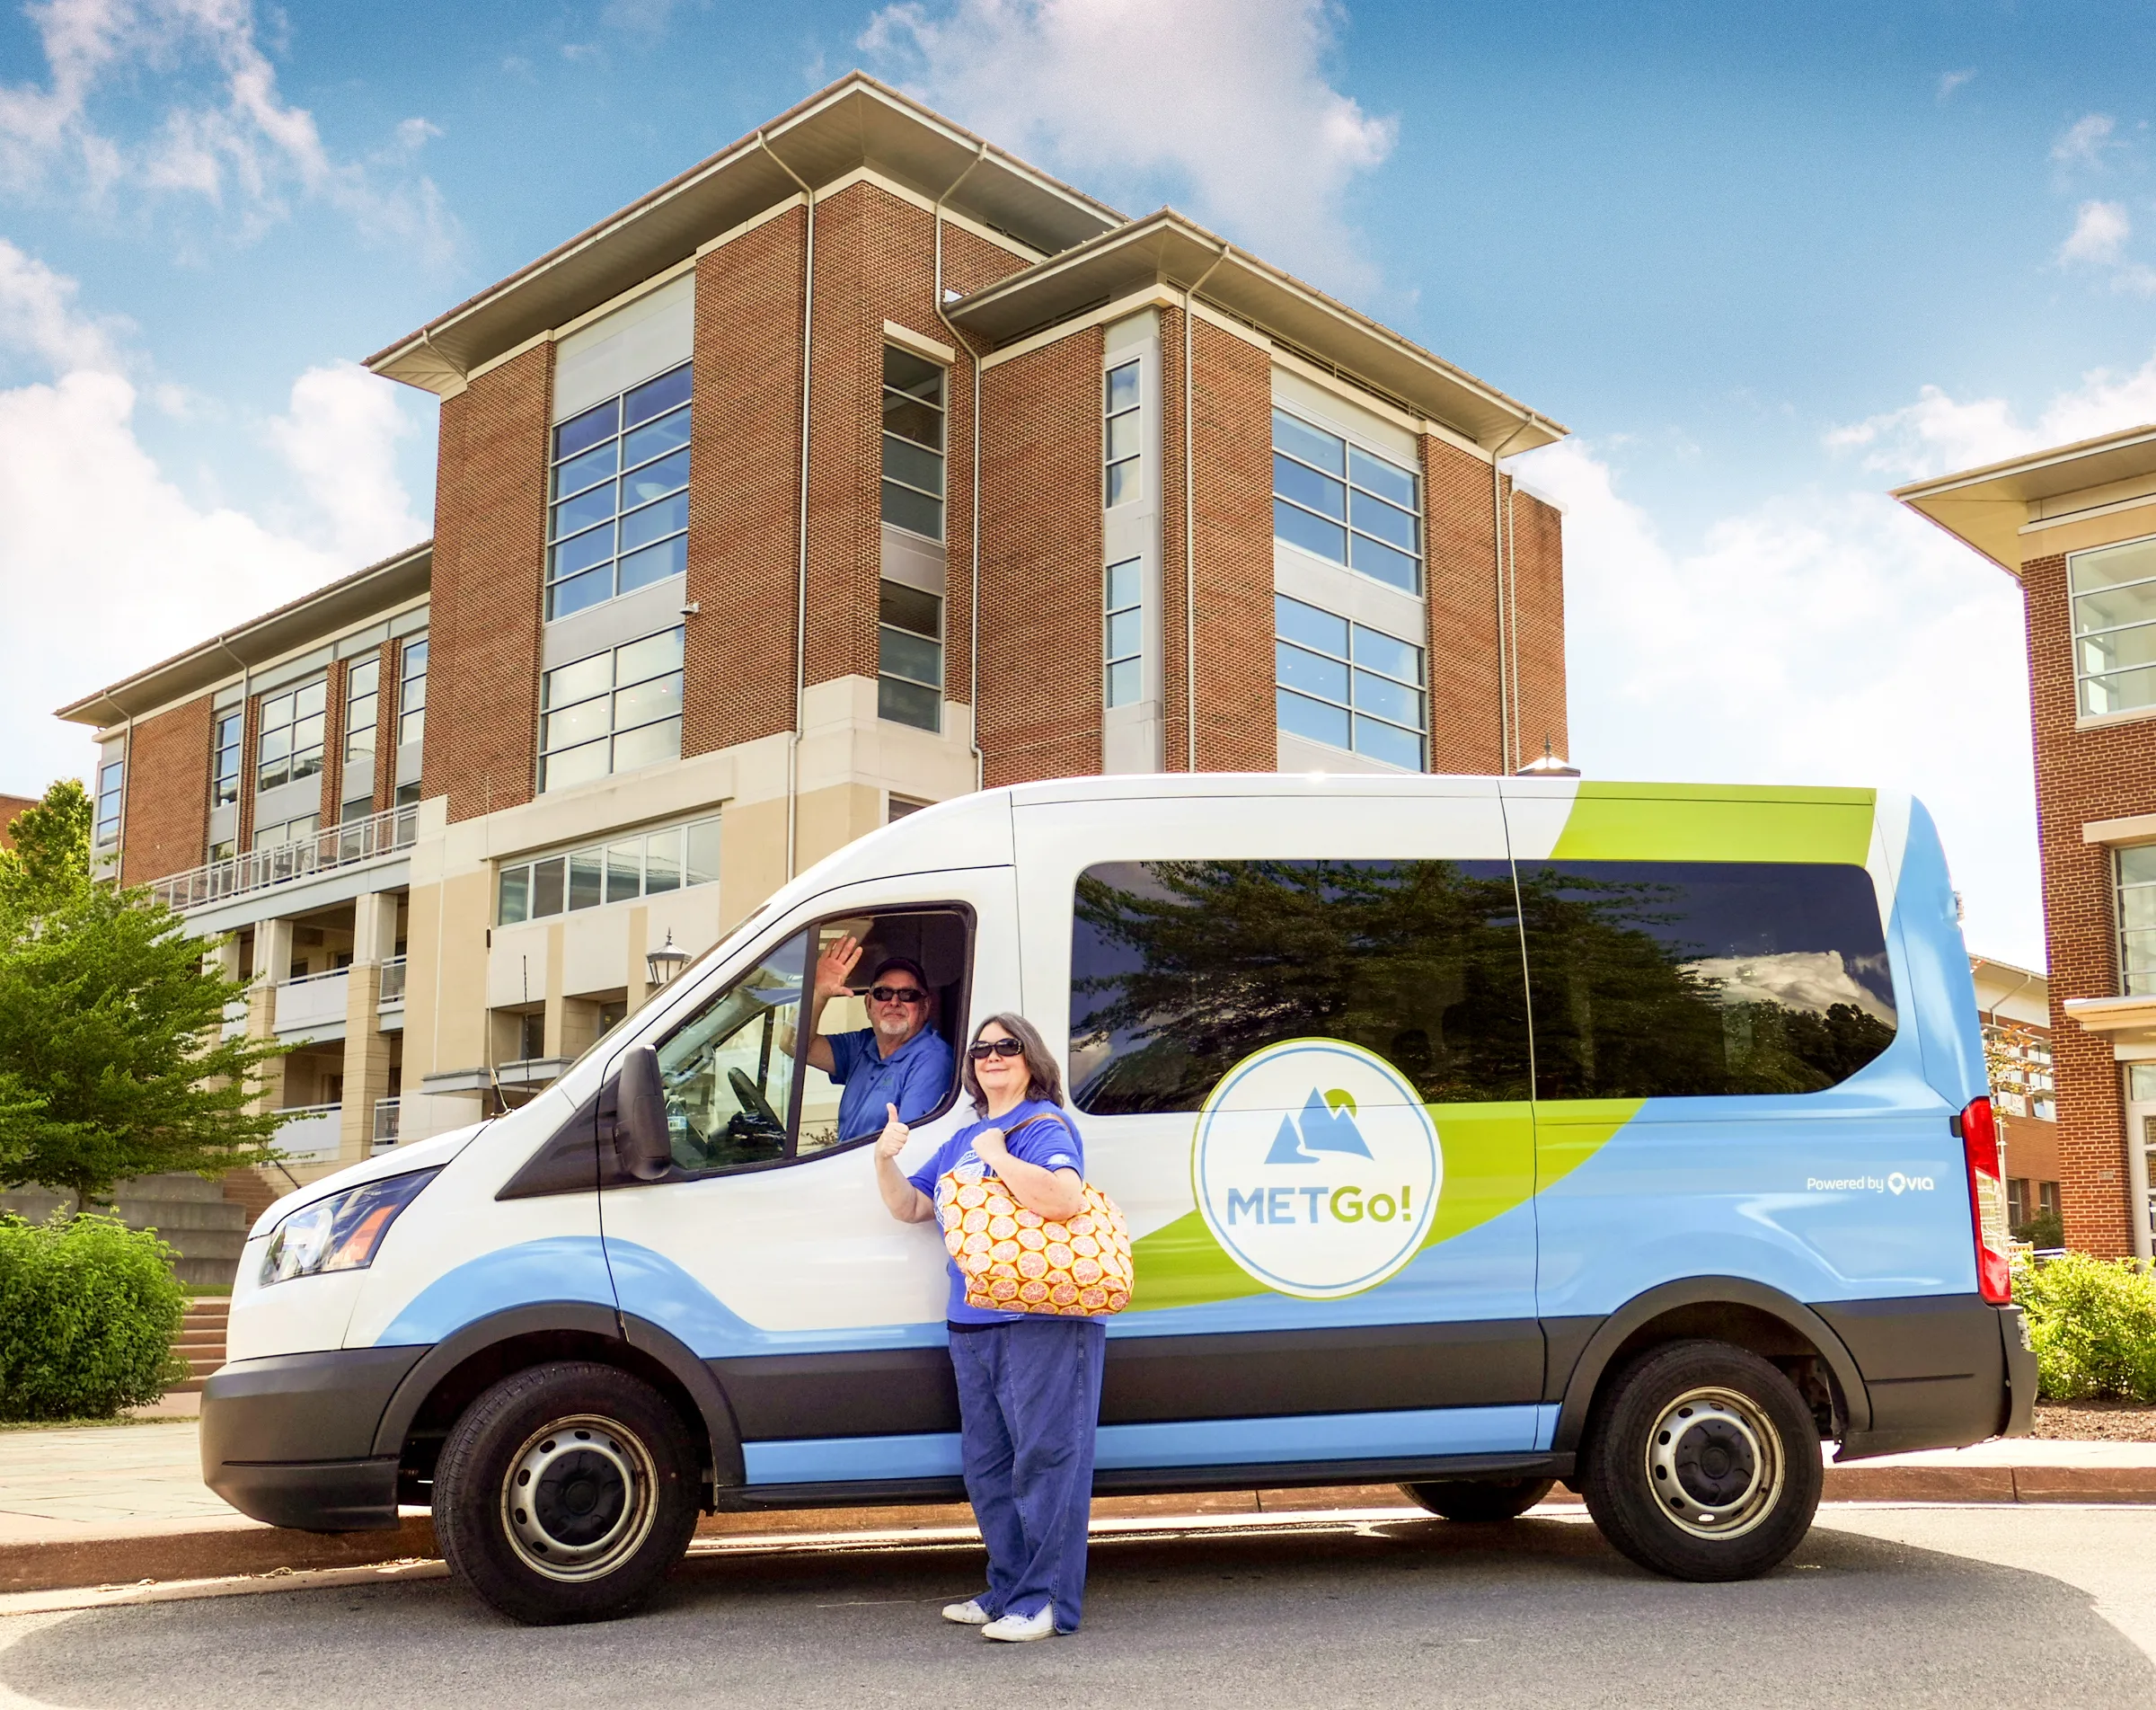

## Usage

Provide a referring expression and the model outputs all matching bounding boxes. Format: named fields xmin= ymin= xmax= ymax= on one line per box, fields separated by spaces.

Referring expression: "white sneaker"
xmin=981 ymin=1605 xmax=1056 ymax=1642
xmin=941 ymin=1598 xmax=993 ymax=1626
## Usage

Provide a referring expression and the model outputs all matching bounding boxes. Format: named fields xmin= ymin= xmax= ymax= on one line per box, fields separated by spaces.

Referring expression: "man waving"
xmin=802 ymin=934 xmax=956 ymax=1142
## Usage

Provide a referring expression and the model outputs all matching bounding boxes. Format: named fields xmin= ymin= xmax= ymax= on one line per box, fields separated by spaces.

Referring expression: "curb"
xmin=3 ymin=1471 xmax=2152 ymax=1597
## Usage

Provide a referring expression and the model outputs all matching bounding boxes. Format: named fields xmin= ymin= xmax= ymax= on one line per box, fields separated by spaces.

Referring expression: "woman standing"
xmin=873 ymin=1013 xmax=1104 ymax=1642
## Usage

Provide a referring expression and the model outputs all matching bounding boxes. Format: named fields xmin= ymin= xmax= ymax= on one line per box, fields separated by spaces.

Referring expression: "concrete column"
xmin=338 ymin=890 xmax=399 ymax=1162
xmin=542 ymin=922 xmax=567 ymax=1059
xmin=627 ymin=904 xmax=651 ymax=1014
xmin=248 ymin=918 xmax=295 ymax=1112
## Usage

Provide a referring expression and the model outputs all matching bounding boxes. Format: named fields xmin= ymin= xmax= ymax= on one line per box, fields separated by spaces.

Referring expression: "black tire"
xmin=434 ymin=1360 xmax=701 ymax=1625
xmin=1400 ymin=1476 xmax=1556 ymax=1521
xmin=1580 ymin=1339 xmax=1823 ymax=1582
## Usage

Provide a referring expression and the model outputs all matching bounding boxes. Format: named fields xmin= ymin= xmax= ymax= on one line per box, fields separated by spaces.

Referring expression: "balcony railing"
xmin=373 ymin=1096 xmax=401 ymax=1150
xmin=148 ymin=803 xmax=418 ymax=914
xmin=378 ymin=955 xmax=407 ymax=1004
xmin=273 ymin=967 xmax=349 ymax=1036
xmin=274 ymin=1103 xmax=342 ymax=1164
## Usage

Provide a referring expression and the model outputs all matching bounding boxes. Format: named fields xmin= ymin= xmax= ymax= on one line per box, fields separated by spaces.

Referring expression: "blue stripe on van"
xmin=376 ymin=1235 xmax=618 ymax=1345
xmin=741 ymin=1404 xmax=1559 ymax=1485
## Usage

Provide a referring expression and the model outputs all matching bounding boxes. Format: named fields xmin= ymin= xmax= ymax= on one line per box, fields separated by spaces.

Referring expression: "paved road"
xmin=3 ymin=1505 xmax=2153 ymax=1709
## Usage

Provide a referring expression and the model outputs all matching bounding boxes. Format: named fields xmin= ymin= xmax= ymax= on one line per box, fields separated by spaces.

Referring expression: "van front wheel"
xmin=434 ymin=1360 xmax=701 ymax=1625
xmin=1581 ymin=1340 xmax=1822 ymax=1582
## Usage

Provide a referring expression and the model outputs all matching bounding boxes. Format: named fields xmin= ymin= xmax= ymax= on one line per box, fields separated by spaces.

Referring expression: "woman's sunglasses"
xmin=968 ymin=1037 xmax=1026 ymax=1061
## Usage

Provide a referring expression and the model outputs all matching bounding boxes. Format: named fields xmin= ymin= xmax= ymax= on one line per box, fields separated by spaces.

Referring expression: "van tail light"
xmin=1960 ymin=1096 xmax=2012 ymax=1304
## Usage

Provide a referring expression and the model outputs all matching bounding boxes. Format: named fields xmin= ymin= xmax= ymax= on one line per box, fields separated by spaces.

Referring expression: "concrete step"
xmin=119 ymin=1201 xmax=252 ymax=1235
xmin=116 ymin=1173 xmax=234 ymax=1204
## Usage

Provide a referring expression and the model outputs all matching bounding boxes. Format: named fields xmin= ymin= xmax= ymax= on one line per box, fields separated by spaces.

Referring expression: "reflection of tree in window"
xmin=1070 ymin=859 xmax=1531 ymax=1114
xmin=1515 ymin=861 xmax=1895 ymax=1100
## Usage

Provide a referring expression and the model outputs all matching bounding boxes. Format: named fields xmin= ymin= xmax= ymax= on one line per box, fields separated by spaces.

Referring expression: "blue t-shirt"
xmin=907 ymin=1098 xmax=1085 ymax=1326
xmin=828 ymin=1025 xmax=955 ymax=1141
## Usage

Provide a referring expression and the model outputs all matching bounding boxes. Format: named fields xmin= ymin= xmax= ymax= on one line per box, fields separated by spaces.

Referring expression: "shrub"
xmin=0 ymin=1211 xmax=187 ymax=1421
xmin=2012 ymin=1208 xmax=2065 ymax=1251
xmin=2016 ymin=1250 xmax=2156 ymax=1403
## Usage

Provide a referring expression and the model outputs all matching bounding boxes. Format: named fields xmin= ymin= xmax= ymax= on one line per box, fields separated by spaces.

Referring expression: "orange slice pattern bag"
xmin=934 ymin=1119 xmax=1133 ymax=1316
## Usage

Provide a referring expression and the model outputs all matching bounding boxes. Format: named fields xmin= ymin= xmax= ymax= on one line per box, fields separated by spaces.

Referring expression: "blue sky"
xmin=4 ymin=0 xmax=2154 ymax=967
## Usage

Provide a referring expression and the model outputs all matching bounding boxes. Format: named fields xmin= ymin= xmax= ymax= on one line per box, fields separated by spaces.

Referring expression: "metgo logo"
xmin=1193 ymin=1039 xmax=1442 ymax=1299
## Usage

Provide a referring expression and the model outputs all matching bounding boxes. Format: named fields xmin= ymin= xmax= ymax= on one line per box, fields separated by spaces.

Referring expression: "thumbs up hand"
xmin=875 ymin=1102 xmax=911 ymax=1160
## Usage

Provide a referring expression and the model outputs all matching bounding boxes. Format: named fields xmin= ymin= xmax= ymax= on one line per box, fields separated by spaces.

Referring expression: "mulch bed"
xmin=2031 ymin=1398 xmax=2156 ymax=1441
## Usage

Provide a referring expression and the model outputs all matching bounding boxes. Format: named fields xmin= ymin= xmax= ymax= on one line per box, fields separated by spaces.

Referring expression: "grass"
xmin=0 ymin=1412 xmax=194 ymax=1431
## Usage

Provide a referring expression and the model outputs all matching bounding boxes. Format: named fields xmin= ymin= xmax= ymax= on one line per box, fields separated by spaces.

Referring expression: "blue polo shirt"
xmin=907 ymin=1099 xmax=1085 ymax=1325
xmin=828 ymin=1024 xmax=955 ymax=1141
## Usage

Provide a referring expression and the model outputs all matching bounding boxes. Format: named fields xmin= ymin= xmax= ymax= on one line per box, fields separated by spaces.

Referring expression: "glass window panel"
xmin=1106 ymin=362 xmax=1139 ymax=413
xmin=616 ymin=626 xmax=685 ymax=687
xmin=654 ymin=929 xmax=808 ymax=1173
xmin=1353 ymin=714 xmax=1423 ymax=769
xmin=552 ymin=439 xmax=617 ymax=500
xmin=554 ymin=398 xmax=619 ymax=462
xmin=399 ymin=709 xmax=425 ymax=749
xmin=623 ymin=364 xmax=692 ymax=428
xmin=613 ymin=716 xmax=681 ymax=773
xmin=2078 ymin=621 xmax=2156 ymax=676
xmin=402 ymin=640 xmax=427 ymax=688
xmin=1275 ymin=594 xmax=1349 ymax=658
xmin=1353 ymin=668 xmax=1423 ymax=730
xmin=879 ymin=675 xmax=941 ymax=730
xmin=1348 ymin=446 xmax=1418 ymax=509
xmin=1352 ymin=625 xmax=1422 ymax=685
xmin=615 ymin=673 xmax=684 ymax=730
xmin=294 ymin=713 xmax=325 ymax=750
xmin=550 ymin=519 xmax=616 ymax=579
xmin=1275 ymin=498 xmax=1348 ymax=565
xmin=569 ymin=849 xmax=604 ymax=911
xmin=1107 ymin=658 xmax=1141 ymax=707
xmin=686 ymin=820 xmax=720 ymax=887
xmin=616 ymin=536 xmax=686 ymax=594
xmin=1350 ymin=488 xmax=1420 ymax=552
xmin=292 ymin=750 xmax=323 ymax=782
xmin=532 ymin=856 xmax=567 ymax=917
xmin=879 ymin=580 xmax=941 ymax=637
xmin=349 ymin=660 xmax=379 ymax=697
xmin=1277 ymin=641 xmax=1348 ymax=704
xmin=543 ymin=698 xmax=610 ymax=753
xmin=644 ymin=828 xmax=683 ymax=892
xmin=883 ymin=346 xmax=943 ymax=401
xmin=622 ymin=406 xmax=691 ymax=470
xmin=622 ymin=446 xmax=689 ymax=507
xmin=2081 ymin=664 xmax=2156 ymax=717
xmin=1108 ymin=608 xmax=1142 ymax=660
xmin=1349 ymin=532 xmax=1421 ymax=593
xmin=880 ymin=479 xmax=943 ymax=539
xmin=2126 ymin=931 xmax=2156 ymax=989
xmin=542 ymin=740 xmax=610 ymax=793
xmin=263 ymin=693 xmax=294 ymax=729
xmin=1106 ymin=411 xmax=1143 ymax=462
xmin=1274 ymin=454 xmax=1346 ymax=521
xmin=296 ymin=682 xmax=325 ymax=719
xmin=1277 ymin=687 xmax=1350 ymax=749
xmin=1272 ymin=409 xmax=1344 ymax=474
xmin=620 ymin=490 xmax=687 ymax=553
xmin=548 ymin=566 xmax=613 ymax=621
xmin=2120 ymin=883 xmax=2156 ymax=928
xmin=1105 ymin=459 xmax=1141 ymax=507
xmin=881 ymin=392 xmax=944 ymax=450
xmin=544 ymin=652 xmax=614 ymax=709
xmin=881 ymin=433 xmax=945 ymax=497
xmin=499 ymin=865 xmax=530 ymax=926
xmin=879 ymin=625 xmax=942 ymax=687
xmin=551 ymin=481 xmax=616 ymax=540
xmin=2118 ymin=846 xmax=2156 ymax=885
xmin=2070 ymin=538 xmax=2156 ymax=594
xmin=260 ymin=729 xmax=292 ymax=764
xmin=2072 ymin=580 xmax=2156 ymax=636
xmin=605 ymin=840 xmax=642 ymax=905
xmin=258 ymin=758 xmax=289 ymax=791
xmin=1107 ymin=557 xmax=1142 ymax=611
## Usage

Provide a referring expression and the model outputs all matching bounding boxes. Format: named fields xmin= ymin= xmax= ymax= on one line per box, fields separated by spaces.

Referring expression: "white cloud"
xmin=2059 ymin=199 xmax=2129 ymax=266
xmin=859 ymin=0 xmax=1397 ymax=289
xmin=1936 ymin=68 xmax=1975 ymax=103
xmin=2052 ymin=112 xmax=2116 ymax=166
xmin=0 ymin=0 xmax=454 ymax=256
xmin=0 ymin=241 xmax=423 ymax=794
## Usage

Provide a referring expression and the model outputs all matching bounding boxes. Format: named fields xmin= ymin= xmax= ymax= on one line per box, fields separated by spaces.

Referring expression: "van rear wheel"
xmin=434 ymin=1360 xmax=701 ymax=1625
xmin=1581 ymin=1339 xmax=1821 ymax=1582
xmin=1400 ymin=1476 xmax=1555 ymax=1521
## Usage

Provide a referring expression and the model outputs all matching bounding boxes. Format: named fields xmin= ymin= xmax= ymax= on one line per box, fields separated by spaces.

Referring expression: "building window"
xmin=1106 ymin=557 xmax=1142 ymax=707
xmin=257 ymin=678 xmax=326 ymax=793
xmin=93 ymin=758 xmax=123 ymax=849
xmin=497 ymin=815 xmax=720 ymax=924
xmin=2071 ymin=536 xmax=2156 ymax=717
xmin=2119 ymin=845 xmax=2156 ymax=996
xmin=1274 ymin=594 xmax=1425 ymax=770
xmin=1271 ymin=408 xmax=1422 ymax=594
xmin=878 ymin=580 xmax=941 ymax=731
xmin=342 ymin=659 xmax=378 ymax=821
xmin=881 ymin=347 xmax=944 ymax=540
xmin=540 ymin=626 xmax=684 ymax=792
xmin=253 ymin=813 xmax=319 ymax=853
xmin=548 ymin=364 xmax=692 ymax=621
xmin=397 ymin=636 xmax=427 ymax=751
xmin=211 ymin=713 xmax=242 ymax=808
xmin=1105 ymin=360 xmax=1141 ymax=506
xmin=888 ymin=794 xmax=929 ymax=823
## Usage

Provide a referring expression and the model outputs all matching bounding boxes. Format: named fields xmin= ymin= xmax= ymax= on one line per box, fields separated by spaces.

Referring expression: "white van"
xmin=202 ymin=774 xmax=2032 ymax=1623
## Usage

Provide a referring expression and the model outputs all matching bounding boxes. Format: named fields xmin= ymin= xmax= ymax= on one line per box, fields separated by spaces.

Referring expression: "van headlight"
xmin=261 ymin=1169 xmax=441 ymax=1286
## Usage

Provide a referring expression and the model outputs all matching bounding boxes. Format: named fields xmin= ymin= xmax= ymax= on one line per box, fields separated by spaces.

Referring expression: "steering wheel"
xmin=727 ymin=1067 xmax=785 ymax=1136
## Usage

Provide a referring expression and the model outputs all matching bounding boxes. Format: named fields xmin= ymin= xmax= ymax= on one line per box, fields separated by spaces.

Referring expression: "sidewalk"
xmin=2 ymin=1420 xmax=2151 ymax=1597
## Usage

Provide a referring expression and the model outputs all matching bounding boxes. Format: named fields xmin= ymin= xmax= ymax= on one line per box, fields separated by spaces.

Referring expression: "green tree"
xmin=0 ymin=781 xmax=293 ymax=1203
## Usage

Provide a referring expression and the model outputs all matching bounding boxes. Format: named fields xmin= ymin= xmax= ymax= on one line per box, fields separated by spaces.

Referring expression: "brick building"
xmin=56 ymin=75 xmax=1569 ymax=1175
xmin=0 ymin=794 xmax=36 ymax=851
xmin=1899 ymin=425 xmax=2156 ymax=1259
xmin=1969 ymin=953 xmax=2061 ymax=1241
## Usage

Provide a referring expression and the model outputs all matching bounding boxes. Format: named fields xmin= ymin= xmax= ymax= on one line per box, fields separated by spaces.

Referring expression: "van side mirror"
xmin=604 ymin=1045 xmax=673 ymax=1182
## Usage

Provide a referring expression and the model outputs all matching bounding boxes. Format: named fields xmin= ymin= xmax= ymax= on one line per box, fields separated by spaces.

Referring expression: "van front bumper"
xmin=199 ymin=1347 xmax=428 ymax=1531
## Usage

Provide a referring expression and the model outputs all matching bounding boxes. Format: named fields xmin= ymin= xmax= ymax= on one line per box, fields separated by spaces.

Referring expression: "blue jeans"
xmin=948 ymin=1316 xmax=1107 ymax=1632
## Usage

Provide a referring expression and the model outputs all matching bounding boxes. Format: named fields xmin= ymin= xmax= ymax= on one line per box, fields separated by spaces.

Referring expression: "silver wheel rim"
xmin=499 ymin=1413 xmax=658 ymax=1582
xmin=1644 ymin=1385 xmax=1783 ymax=1541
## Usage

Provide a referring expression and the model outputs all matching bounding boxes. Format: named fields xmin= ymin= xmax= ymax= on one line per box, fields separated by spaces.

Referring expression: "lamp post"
xmin=645 ymin=931 xmax=689 ymax=988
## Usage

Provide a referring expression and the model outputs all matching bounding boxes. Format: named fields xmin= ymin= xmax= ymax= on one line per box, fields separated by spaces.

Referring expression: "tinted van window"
xmin=1517 ymin=860 xmax=1895 ymax=1100
xmin=1070 ymin=859 xmax=1531 ymax=1113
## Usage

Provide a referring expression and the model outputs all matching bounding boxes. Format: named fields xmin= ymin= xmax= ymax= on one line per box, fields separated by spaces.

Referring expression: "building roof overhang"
xmin=946 ymin=209 xmax=1566 ymax=454
xmin=365 ymin=73 xmax=1125 ymax=396
xmin=1891 ymin=422 xmax=2156 ymax=577
xmin=56 ymin=543 xmax=433 ymax=729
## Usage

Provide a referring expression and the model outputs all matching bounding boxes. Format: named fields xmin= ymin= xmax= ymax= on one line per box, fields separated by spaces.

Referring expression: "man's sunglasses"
xmin=868 ymin=985 xmax=926 ymax=1006
xmin=968 ymin=1037 xmax=1026 ymax=1061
